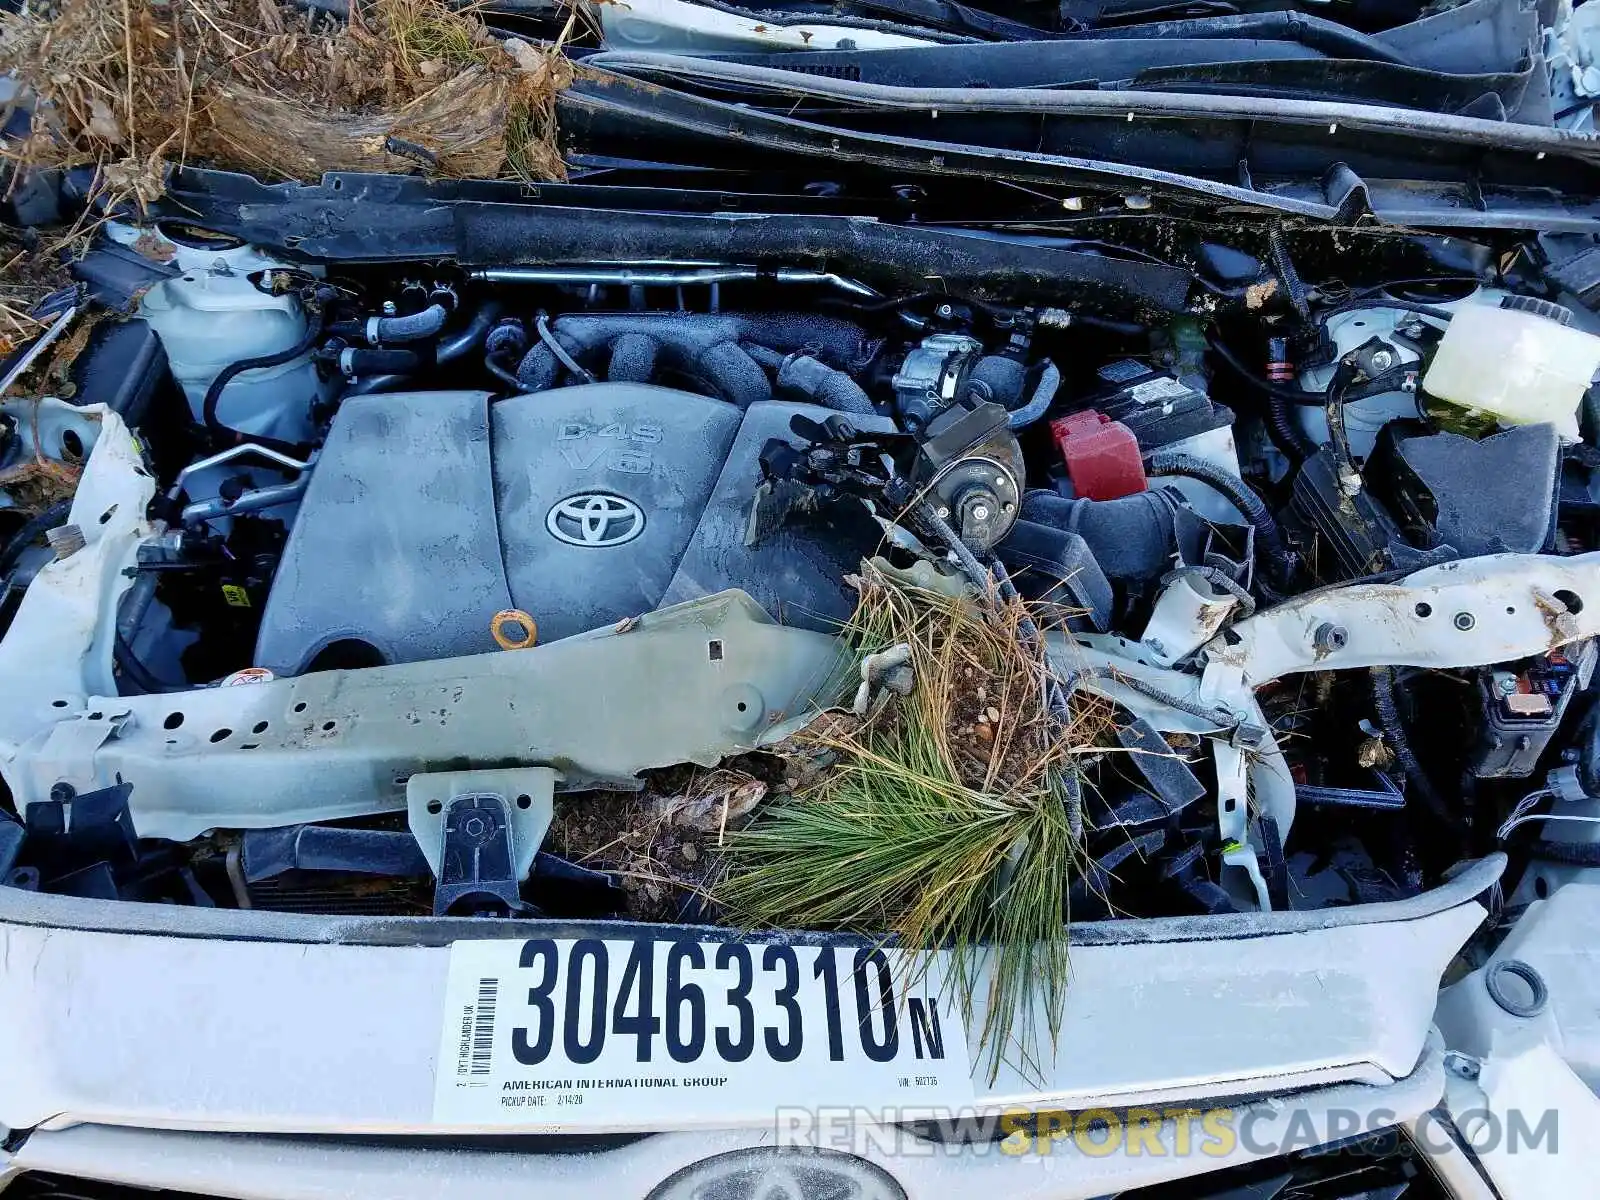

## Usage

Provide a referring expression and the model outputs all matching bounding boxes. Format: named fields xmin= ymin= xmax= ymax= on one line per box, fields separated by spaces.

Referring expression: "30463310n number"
xmin=508 ymin=938 xmax=949 ymax=1068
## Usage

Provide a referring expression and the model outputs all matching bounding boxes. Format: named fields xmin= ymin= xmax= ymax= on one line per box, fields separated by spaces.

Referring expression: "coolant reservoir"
xmin=139 ymin=268 xmax=325 ymax=444
xmin=1422 ymin=302 xmax=1600 ymax=441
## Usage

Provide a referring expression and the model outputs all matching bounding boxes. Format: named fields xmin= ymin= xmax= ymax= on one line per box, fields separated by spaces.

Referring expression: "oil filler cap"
xmin=490 ymin=609 xmax=538 ymax=650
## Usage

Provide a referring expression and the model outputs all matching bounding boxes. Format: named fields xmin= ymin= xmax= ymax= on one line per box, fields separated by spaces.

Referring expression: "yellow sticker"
xmin=221 ymin=584 xmax=251 ymax=608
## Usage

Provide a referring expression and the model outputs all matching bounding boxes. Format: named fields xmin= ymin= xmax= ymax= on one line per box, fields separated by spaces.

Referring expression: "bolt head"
xmin=1370 ymin=349 xmax=1395 ymax=371
xmin=1445 ymin=1052 xmax=1482 ymax=1080
xmin=1313 ymin=622 xmax=1349 ymax=652
xmin=1454 ymin=612 xmax=1476 ymax=631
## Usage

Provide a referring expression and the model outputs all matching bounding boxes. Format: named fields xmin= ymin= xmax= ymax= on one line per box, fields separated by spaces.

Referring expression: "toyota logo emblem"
xmin=546 ymin=492 xmax=645 ymax=547
xmin=646 ymin=1149 xmax=903 ymax=1200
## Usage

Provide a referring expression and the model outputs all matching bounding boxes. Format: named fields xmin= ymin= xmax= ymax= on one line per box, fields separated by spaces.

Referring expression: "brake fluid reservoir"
xmin=139 ymin=268 xmax=325 ymax=444
xmin=1422 ymin=303 xmax=1600 ymax=441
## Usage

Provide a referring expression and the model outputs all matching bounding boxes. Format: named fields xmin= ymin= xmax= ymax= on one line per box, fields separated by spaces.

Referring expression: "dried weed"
xmin=0 ymin=0 xmax=569 ymax=212
xmin=719 ymin=562 xmax=1119 ymax=1081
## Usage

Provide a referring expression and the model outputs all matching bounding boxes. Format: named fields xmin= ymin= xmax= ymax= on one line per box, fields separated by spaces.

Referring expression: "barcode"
xmin=471 ymin=977 xmax=499 ymax=1075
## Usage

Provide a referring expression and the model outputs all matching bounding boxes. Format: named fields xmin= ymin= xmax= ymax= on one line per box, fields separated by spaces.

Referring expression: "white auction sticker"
xmin=433 ymin=936 xmax=974 ymax=1126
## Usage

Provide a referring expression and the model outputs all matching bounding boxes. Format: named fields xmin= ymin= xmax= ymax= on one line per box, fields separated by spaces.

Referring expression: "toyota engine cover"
xmin=253 ymin=385 xmax=876 ymax=674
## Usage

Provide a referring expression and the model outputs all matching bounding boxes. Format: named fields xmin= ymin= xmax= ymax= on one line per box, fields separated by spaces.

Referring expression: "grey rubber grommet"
xmin=1485 ymin=958 xmax=1549 ymax=1018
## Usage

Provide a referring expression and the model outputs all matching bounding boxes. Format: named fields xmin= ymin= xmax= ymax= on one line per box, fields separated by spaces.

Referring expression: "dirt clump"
xmin=545 ymin=764 xmax=778 ymax=924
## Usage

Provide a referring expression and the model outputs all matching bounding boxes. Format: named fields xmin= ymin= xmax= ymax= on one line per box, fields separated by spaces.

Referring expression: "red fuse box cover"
xmin=1050 ymin=410 xmax=1147 ymax=500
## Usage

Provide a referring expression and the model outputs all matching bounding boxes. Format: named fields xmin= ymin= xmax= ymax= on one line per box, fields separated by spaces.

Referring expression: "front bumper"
xmin=0 ymin=856 xmax=1500 ymax=1137
xmin=0 ymin=1037 xmax=1452 ymax=1200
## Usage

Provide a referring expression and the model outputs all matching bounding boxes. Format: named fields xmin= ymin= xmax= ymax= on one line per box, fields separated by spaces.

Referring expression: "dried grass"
xmin=0 ymin=296 xmax=45 ymax=360
xmin=718 ymin=562 xmax=1118 ymax=1081
xmin=546 ymin=765 xmax=776 ymax=923
xmin=0 ymin=230 xmax=68 ymax=356
xmin=0 ymin=0 xmax=569 ymax=212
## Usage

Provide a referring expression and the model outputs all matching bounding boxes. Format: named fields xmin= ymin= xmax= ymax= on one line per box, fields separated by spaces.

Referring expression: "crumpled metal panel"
xmin=0 ymin=404 xmax=151 ymax=725
xmin=4 ymin=590 xmax=851 ymax=841
xmin=1201 ymin=551 xmax=1600 ymax=685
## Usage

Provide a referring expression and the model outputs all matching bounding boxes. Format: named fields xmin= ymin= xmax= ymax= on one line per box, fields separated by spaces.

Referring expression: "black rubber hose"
xmin=342 ymin=302 xmax=502 ymax=397
xmin=1267 ymin=227 xmax=1310 ymax=321
xmin=968 ymin=355 xmax=1027 ymax=410
xmin=747 ymin=345 xmax=876 ymax=416
xmin=1205 ymin=334 xmax=1322 ymax=463
xmin=441 ymin=303 xmax=505 ymax=362
xmin=1206 ymin=335 xmax=1328 ymax=406
xmin=1005 ymin=360 xmax=1061 ymax=430
xmin=1269 ymin=391 xmax=1320 ymax=464
xmin=1021 ymin=489 xmax=1184 ymax=582
xmin=790 ymin=359 xmax=874 ymax=416
xmin=1317 ymin=297 xmax=1455 ymax=324
xmin=340 ymin=347 xmax=420 ymax=375
xmin=0 ymin=499 xmax=71 ymax=579
xmin=1144 ymin=451 xmax=1291 ymax=578
xmin=1324 ymin=361 xmax=1361 ymax=481
xmin=743 ymin=343 xmax=784 ymax=370
xmin=484 ymin=352 xmax=523 ymax=391
xmin=201 ymin=313 xmax=325 ymax=447
xmin=1528 ymin=838 xmax=1600 ymax=867
xmin=1370 ymin=666 xmax=1455 ymax=829
xmin=113 ymin=630 xmax=186 ymax=695
xmin=518 ymin=334 xmax=773 ymax=406
xmin=366 ymin=303 xmax=449 ymax=344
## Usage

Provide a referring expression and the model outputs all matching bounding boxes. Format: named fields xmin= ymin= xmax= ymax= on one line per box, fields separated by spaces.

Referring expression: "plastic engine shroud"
xmin=253 ymin=385 xmax=885 ymax=673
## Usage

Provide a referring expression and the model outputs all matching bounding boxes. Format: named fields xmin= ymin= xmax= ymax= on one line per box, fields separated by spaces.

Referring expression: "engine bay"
xmin=3 ymin=214 xmax=1600 ymax=928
